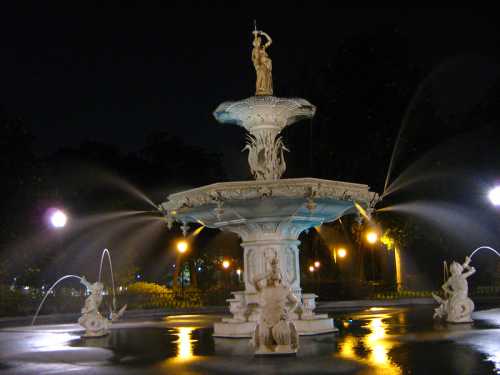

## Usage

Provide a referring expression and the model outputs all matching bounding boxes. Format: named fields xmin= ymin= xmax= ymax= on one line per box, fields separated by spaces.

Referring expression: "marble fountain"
xmin=159 ymin=28 xmax=378 ymax=339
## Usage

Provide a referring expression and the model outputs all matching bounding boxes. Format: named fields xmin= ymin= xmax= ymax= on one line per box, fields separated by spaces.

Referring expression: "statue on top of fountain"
xmin=252 ymin=29 xmax=273 ymax=96
xmin=78 ymin=276 xmax=126 ymax=337
xmin=251 ymin=255 xmax=299 ymax=355
xmin=432 ymin=256 xmax=475 ymax=323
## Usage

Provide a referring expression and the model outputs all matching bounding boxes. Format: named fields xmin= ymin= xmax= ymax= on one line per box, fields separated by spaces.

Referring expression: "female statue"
xmin=252 ymin=30 xmax=273 ymax=96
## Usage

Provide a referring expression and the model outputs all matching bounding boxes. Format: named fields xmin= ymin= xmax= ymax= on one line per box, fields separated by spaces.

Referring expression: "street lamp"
xmin=366 ymin=231 xmax=378 ymax=244
xmin=49 ymin=209 xmax=67 ymax=229
xmin=236 ymin=268 xmax=242 ymax=283
xmin=314 ymin=261 xmax=320 ymax=268
xmin=488 ymin=186 xmax=500 ymax=206
xmin=337 ymin=248 xmax=347 ymax=258
xmin=308 ymin=265 xmax=315 ymax=272
xmin=222 ymin=260 xmax=230 ymax=269
xmin=177 ymin=240 xmax=188 ymax=253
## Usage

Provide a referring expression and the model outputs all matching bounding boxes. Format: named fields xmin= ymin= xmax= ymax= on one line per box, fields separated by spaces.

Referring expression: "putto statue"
xmin=78 ymin=276 xmax=126 ymax=337
xmin=251 ymin=256 xmax=299 ymax=355
xmin=432 ymin=256 xmax=475 ymax=323
xmin=252 ymin=29 xmax=273 ymax=96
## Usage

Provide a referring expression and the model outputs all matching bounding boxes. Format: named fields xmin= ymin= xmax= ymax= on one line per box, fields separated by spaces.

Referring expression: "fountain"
xmin=160 ymin=27 xmax=378 ymax=338
xmin=31 ymin=249 xmax=126 ymax=337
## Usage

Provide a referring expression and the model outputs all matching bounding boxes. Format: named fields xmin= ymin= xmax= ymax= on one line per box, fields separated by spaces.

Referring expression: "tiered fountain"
xmin=160 ymin=28 xmax=378 ymax=337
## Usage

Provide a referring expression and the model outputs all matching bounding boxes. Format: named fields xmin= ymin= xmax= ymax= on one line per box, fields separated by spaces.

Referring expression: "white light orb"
xmin=50 ymin=210 xmax=67 ymax=228
xmin=488 ymin=186 xmax=500 ymax=206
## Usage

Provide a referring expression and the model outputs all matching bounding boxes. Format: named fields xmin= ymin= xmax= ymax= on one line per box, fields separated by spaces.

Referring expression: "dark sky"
xmin=1 ymin=6 xmax=500 ymax=180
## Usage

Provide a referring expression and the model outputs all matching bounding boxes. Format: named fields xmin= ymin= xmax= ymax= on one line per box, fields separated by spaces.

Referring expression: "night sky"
xmin=2 ymin=5 xmax=500 ymax=284
xmin=2 ymin=6 xmax=500 ymax=181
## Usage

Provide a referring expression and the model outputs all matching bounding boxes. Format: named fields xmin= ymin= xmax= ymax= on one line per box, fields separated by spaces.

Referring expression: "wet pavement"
xmin=1 ymin=306 xmax=499 ymax=374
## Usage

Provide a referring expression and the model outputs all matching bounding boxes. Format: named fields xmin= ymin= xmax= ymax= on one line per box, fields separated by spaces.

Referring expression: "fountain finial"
xmin=252 ymin=25 xmax=273 ymax=96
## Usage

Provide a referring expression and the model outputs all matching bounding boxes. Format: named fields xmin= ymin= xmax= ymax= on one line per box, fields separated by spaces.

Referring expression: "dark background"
xmin=1 ymin=5 xmax=500 ymax=289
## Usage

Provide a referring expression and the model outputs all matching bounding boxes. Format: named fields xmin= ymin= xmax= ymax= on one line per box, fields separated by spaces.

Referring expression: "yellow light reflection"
xmin=172 ymin=326 xmax=197 ymax=362
xmin=192 ymin=226 xmax=205 ymax=236
xmin=337 ymin=315 xmax=401 ymax=375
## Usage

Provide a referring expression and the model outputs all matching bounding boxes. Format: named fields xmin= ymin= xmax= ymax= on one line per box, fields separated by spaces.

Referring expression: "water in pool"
xmin=1 ymin=306 xmax=499 ymax=374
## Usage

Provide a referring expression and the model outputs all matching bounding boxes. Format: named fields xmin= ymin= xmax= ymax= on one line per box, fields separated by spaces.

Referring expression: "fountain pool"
xmin=2 ymin=305 xmax=500 ymax=374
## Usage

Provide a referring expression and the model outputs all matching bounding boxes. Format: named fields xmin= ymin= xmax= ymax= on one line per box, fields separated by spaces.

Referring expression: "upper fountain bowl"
xmin=213 ymin=96 xmax=316 ymax=133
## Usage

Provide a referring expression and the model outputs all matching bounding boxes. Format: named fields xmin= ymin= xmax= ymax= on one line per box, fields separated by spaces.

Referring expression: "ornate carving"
xmin=213 ymin=96 xmax=315 ymax=180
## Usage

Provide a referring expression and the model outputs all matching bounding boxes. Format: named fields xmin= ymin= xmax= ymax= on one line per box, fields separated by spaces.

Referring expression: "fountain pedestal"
xmin=214 ymin=219 xmax=336 ymax=337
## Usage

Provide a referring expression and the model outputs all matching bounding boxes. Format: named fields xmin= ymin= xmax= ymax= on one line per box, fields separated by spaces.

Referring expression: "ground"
xmin=1 ymin=307 xmax=499 ymax=374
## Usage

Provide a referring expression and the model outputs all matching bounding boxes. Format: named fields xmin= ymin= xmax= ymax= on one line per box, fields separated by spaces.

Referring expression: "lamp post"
xmin=175 ymin=240 xmax=189 ymax=292
xmin=365 ymin=230 xmax=379 ymax=281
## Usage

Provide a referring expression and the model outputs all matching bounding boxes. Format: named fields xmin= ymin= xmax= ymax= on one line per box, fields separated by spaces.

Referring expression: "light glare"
xmin=50 ymin=210 xmax=67 ymax=228
xmin=488 ymin=186 xmax=500 ymax=206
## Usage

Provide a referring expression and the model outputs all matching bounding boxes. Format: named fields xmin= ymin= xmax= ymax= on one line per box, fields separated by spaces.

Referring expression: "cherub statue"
xmin=251 ymin=255 xmax=299 ymax=355
xmin=432 ymin=256 xmax=475 ymax=323
xmin=252 ymin=29 xmax=273 ymax=96
xmin=78 ymin=276 xmax=126 ymax=337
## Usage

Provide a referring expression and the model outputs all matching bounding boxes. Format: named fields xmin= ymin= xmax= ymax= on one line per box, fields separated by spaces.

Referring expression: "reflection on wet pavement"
xmin=1 ymin=307 xmax=500 ymax=374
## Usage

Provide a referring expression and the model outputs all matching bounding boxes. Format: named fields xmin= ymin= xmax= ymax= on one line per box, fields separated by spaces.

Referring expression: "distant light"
xmin=236 ymin=268 xmax=242 ymax=276
xmin=309 ymin=266 xmax=315 ymax=272
xmin=136 ymin=274 xmax=141 ymax=279
xmin=488 ymin=186 xmax=500 ymax=206
xmin=177 ymin=240 xmax=188 ymax=253
xmin=50 ymin=210 xmax=67 ymax=228
xmin=172 ymin=264 xmax=176 ymax=268
xmin=314 ymin=261 xmax=320 ymax=268
xmin=222 ymin=260 xmax=230 ymax=269
xmin=23 ymin=286 xmax=29 ymax=290
xmin=366 ymin=231 xmax=378 ymax=244
xmin=197 ymin=267 xmax=202 ymax=271
xmin=338 ymin=248 xmax=347 ymax=258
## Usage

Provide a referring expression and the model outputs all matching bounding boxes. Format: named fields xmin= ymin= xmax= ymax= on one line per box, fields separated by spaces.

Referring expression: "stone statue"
xmin=432 ymin=256 xmax=475 ymax=323
xmin=252 ymin=30 xmax=273 ymax=96
xmin=251 ymin=256 xmax=299 ymax=355
xmin=78 ymin=276 xmax=126 ymax=337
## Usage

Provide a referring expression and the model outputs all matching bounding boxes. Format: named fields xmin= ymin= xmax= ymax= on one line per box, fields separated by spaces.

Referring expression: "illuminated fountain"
xmin=160 ymin=28 xmax=377 ymax=338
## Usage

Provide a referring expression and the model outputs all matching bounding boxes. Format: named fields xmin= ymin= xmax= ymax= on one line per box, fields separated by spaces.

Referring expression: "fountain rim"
xmin=162 ymin=177 xmax=377 ymax=209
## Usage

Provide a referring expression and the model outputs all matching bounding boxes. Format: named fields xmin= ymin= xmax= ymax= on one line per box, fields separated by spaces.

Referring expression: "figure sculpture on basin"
xmin=251 ymin=255 xmax=299 ymax=355
xmin=252 ymin=30 xmax=273 ymax=96
xmin=432 ymin=256 xmax=475 ymax=323
xmin=78 ymin=276 xmax=126 ymax=337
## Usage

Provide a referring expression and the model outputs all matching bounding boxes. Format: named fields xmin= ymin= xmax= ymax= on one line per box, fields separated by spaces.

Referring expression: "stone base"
xmin=213 ymin=317 xmax=337 ymax=338
xmin=255 ymin=346 xmax=298 ymax=356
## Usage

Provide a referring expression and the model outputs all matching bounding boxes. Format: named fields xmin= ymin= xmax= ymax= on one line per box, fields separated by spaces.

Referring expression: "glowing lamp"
xmin=309 ymin=265 xmax=315 ymax=272
xmin=488 ymin=186 xmax=500 ymax=206
xmin=222 ymin=260 xmax=230 ymax=269
xmin=366 ymin=231 xmax=378 ymax=244
xmin=314 ymin=261 xmax=320 ymax=268
xmin=177 ymin=240 xmax=188 ymax=253
xmin=50 ymin=209 xmax=67 ymax=228
xmin=338 ymin=248 xmax=347 ymax=258
xmin=236 ymin=268 xmax=242 ymax=276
